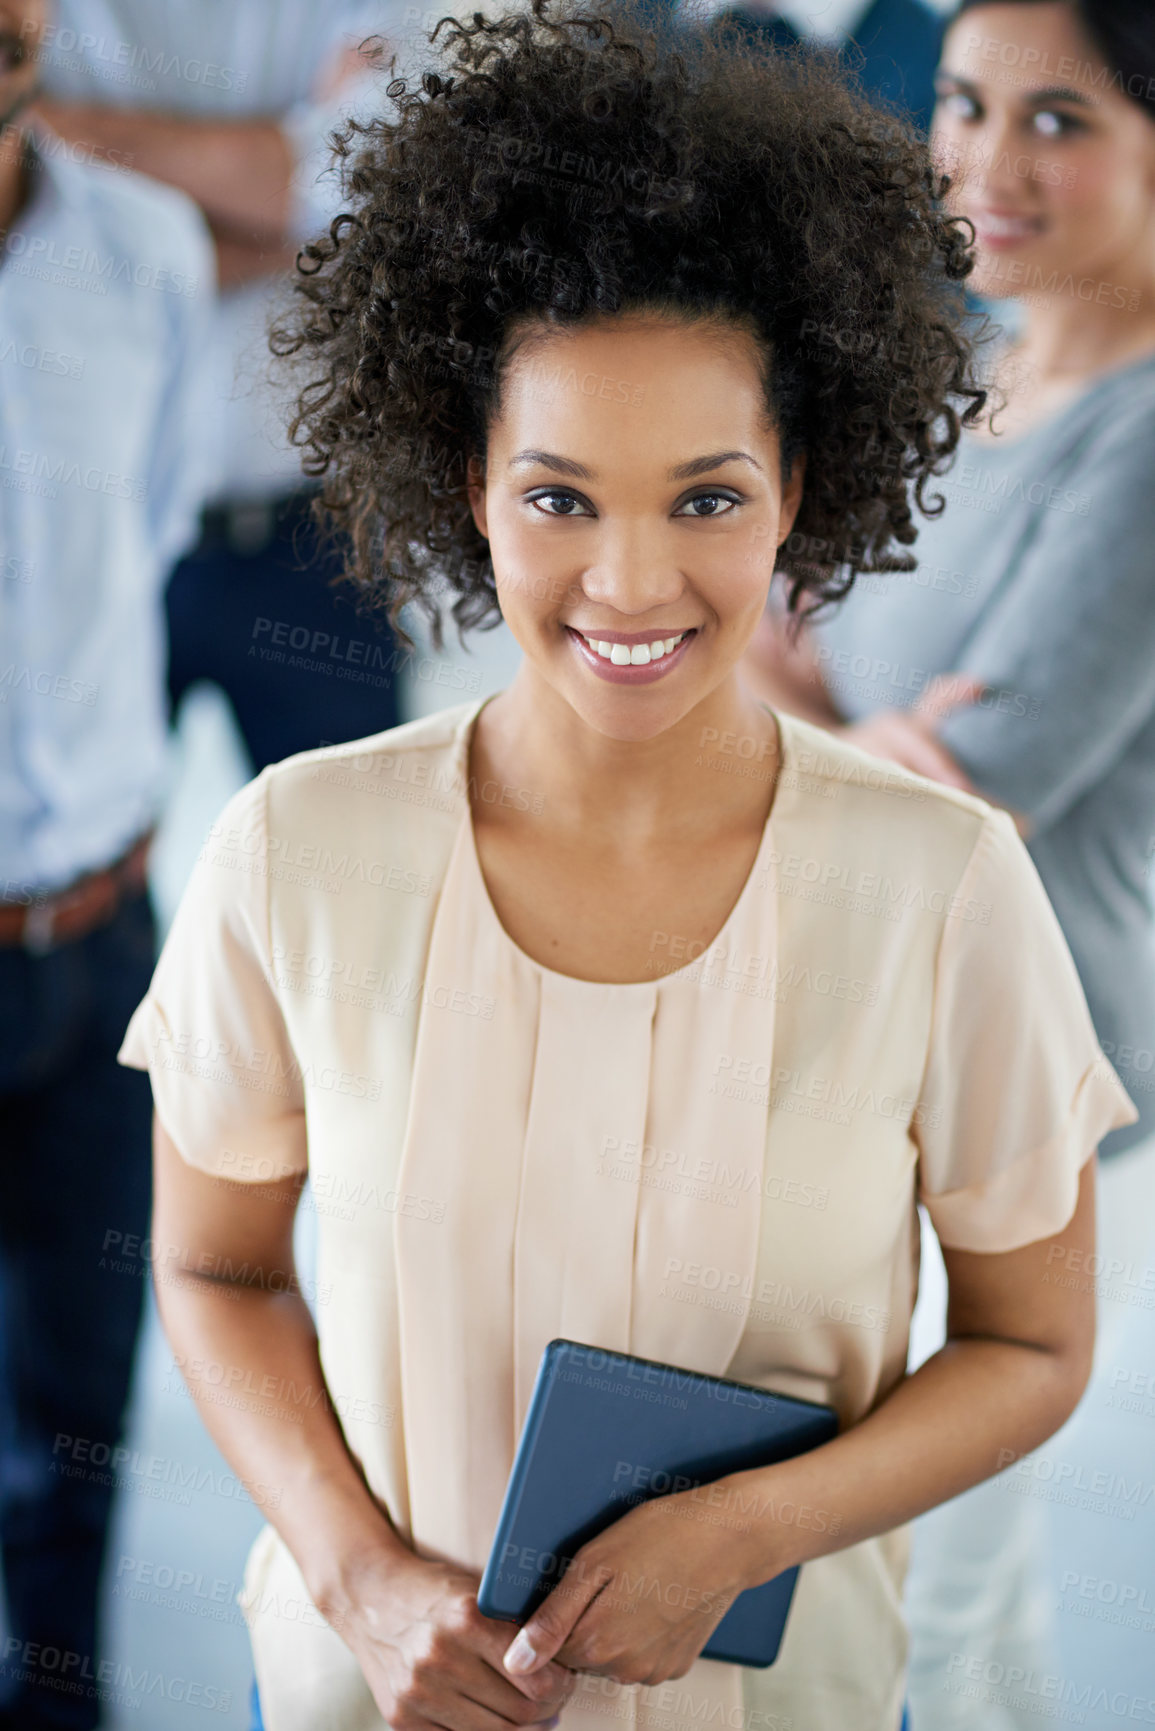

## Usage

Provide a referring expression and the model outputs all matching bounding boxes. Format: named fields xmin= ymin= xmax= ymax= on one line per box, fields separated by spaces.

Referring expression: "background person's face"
xmin=0 ymin=0 xmax=45 ymax=129
xmin=469 ymin=314 xmax=804 ymax=744
xmin=932 ymin=1 xmax=1155 ymax=302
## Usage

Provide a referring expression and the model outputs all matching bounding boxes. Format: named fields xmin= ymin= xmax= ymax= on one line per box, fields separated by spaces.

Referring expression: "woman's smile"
xmin=470 ymin=314 xmax=804 ymax=744
xmin=565 ymin=624 xmax=697 ymax=683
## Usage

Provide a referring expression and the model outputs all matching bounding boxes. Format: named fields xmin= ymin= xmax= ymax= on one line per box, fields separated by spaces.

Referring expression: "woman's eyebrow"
xmin=509 ymin=449 xmax=594 ymax=478
xmin=508 ymin=448 xmax=762 ymax=480
xmin=669 ymin=450 xmax=762 ymax=480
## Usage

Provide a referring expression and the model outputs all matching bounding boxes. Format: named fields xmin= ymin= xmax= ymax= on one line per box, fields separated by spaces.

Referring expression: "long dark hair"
xmin=953 ymin=1 xmax=1155 ymax=122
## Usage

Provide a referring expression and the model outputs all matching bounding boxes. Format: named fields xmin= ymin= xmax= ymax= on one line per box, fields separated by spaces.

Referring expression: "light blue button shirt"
xmin=39 ymin=0 xmax=417 ymax=500
xmin=0 ymin=130 xmax=214 ymax=894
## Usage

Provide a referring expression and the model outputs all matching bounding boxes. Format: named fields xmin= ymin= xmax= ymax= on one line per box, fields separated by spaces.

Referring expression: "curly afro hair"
xmin=272 ymin=0 xmax=986 ymax=647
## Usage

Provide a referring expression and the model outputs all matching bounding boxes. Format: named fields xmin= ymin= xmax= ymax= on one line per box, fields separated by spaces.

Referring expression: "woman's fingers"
xmin=892 ymin=727 xmax=976 ymax=790
xmin=350 ymin=1562 xmax=575 ymax=1731
xmin=914 ymin=671 xmax=985 ymax=722
xmin=842 ymin=715 xmax=976 ymax=790
xmin=503 ymin=1560 xmax=613 ymax=1676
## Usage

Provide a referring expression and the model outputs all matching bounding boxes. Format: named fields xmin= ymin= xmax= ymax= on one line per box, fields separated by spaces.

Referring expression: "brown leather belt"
xmin=0 ymin=831 xmax=153 ymax=954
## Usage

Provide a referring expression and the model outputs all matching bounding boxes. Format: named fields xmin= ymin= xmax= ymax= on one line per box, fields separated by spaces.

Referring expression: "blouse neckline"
xmin=451 ymin=696 xmax=792 ymax=992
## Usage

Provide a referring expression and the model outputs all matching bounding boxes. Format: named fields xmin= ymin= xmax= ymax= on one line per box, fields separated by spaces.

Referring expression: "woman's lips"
xmin=564 ymin=625 xmax=697 ymax=685
xmin=968 ymin=210 xmax=1047 ymax=251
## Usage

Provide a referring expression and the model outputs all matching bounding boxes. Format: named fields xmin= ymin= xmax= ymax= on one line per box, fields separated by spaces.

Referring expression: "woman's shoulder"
xmin=776 ymin=712 xmax=996 ymax=870
xmin=261 ymin=700 xmax=478 ymax=820
xmin=204 ymin=703 xmax=481 ymax=885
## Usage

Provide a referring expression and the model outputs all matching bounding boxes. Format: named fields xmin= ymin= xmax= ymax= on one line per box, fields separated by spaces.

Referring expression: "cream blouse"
xmin=118 ymin=699 xmax=1136 ymax=1731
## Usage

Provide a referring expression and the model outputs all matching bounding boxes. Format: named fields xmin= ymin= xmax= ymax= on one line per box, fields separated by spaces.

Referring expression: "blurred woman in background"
xmin=745 ymin=2 xmax=1155 ymax=1723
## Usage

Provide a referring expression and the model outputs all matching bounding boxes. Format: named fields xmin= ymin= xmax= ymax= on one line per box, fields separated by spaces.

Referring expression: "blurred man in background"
xmin=0 ymin=3 xmax=212 ymax=1723
xmin=674 ymin=0 xmax=947 ymax=131
xmin=29 ymin=1 xmax=411 ymax=773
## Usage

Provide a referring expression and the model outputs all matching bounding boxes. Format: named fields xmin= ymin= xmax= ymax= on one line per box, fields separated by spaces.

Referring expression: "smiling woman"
xmin=115 ymin=5 xmax=1138 ymax=1731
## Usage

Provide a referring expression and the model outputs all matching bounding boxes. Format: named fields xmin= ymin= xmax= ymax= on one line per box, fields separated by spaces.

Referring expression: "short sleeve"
xmin=914 ymin=807 xmax=1137 ymax=1252
xmin=118 ymin=774 xmax=308 ymax=1184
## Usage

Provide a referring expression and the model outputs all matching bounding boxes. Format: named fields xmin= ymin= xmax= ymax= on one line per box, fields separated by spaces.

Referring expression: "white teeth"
xmin=578 ymin=630 xmax=687 ymax=665
xmin=978 ymin=214 xmax=1038 ymax=239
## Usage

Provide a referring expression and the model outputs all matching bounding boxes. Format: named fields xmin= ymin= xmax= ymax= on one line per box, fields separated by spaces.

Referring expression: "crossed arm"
xmin=28 ymin=99 xmax=298 ymax=285
xmin=742 ymin=601 xmax=1032 ymax=835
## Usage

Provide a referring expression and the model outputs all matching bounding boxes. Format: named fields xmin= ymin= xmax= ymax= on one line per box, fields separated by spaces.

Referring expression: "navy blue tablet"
xmin=477 ymin=1338 xmax=838 ymax=1668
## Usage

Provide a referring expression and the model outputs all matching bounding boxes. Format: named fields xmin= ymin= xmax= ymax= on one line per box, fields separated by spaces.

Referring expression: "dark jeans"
xmin=166 ymin=490 xmax=401 ymax=775
xmin=0 ymin=893 xmax=156 ymax=1729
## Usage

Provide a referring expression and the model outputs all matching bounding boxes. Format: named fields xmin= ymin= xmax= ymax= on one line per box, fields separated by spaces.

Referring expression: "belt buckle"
xmin=23 ymin=894 xmax=58 ymax=955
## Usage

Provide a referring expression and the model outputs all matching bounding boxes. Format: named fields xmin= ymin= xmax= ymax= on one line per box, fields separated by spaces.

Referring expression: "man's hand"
xmin=28 ymin=33 xmax=384 ymax=249
xmin=210 ymin=222 xmax=299 ymax=289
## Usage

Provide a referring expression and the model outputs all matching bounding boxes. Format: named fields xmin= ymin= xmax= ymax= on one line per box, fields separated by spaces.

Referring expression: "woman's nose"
xmin=953 ymin=115 xmax=1029 ymax=202
xmin=576 ymin=522 xmax=685 ymax=616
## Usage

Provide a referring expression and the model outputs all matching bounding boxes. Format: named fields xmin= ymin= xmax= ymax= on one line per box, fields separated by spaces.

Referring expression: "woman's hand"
xmin=839 ymin=673 xmax=984 ymax=791
xmin=333 ymin=1546 xmax=579 ymax=1731
xmin=500 ymin=1489 xmax=763 ymax=1689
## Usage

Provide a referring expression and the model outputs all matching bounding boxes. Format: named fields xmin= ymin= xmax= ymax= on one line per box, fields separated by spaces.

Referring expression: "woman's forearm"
xmin=725 ymin=1332 xmax=1087 ymax=1588
xmin=154 ymin=1270 xmax=409 ymax=1619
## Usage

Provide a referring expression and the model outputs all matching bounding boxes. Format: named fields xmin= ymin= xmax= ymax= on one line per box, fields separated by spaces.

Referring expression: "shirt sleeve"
xmin=117 ymin=773 xmax=308 ymax=1184
xmin=914 ymin=806 xmax=1137 ymax=1252
xmin=936 ymin=400 xmax=1155 ymax=834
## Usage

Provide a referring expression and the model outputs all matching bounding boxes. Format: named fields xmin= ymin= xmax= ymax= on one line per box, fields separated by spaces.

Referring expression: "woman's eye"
xmin=676 ymin=492 xmax=738 ymax=518
xmin=937 ymin=91 xmax=981 ymax=123
xmin=530 ymin=491 xmax=591 ymax=517
xmin=1032 ymin=108 xmax=1083 ymax=139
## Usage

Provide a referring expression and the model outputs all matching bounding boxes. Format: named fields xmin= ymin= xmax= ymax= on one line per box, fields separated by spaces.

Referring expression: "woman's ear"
xmin=466 ymin=454 xmax=488 ymax=538
xmin=776 ymin=452 xmax=806 ymax=549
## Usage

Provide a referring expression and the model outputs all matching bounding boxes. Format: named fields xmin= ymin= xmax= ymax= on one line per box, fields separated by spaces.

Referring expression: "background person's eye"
xmin=529 ymin=490 xmax=593 ymax=518
xmin=675 ymin=491 xmax=740 ymax=518
xmin=937 ymin=90 xmax=981 ymax=123
xmin=1032 ymin=108 xmax=1083 ymax=139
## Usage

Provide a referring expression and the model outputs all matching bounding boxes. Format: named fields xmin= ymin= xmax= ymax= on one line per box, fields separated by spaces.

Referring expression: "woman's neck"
xmin=474 ymin=665 xmax=781 ymax=850
xmin=1007 ymin=235 xmax=1155 ymax=386
xmin=973 ymin=240 xmax=1155 ymax=442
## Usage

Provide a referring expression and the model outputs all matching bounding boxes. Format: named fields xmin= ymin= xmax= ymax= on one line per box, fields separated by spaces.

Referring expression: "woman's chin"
xmin=546 ymin=676 xmax=700 ymax=746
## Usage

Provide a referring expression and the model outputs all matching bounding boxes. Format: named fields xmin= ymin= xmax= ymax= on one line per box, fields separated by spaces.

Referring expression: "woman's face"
xmin=932 ymin=2 xmax=1155 ymax=303
xmin=468 ymin=315 xmax=804 ymax=744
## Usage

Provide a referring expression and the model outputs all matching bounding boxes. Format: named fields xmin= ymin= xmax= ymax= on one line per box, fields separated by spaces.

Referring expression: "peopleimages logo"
xmin=28 ymin=19 xmax=249 ymax=94
xmin=0 ymin=229 xmax=199 ymax=295
xmin=944 ymin=1652 xmax=1155 ymax=1722
xmin=0 ymin=1639 xmax=232 ymax=1711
